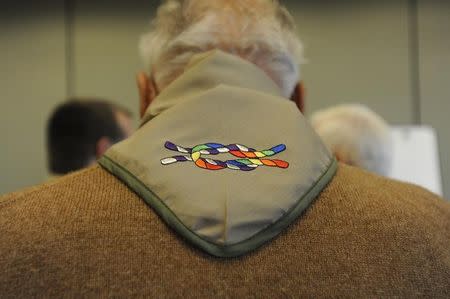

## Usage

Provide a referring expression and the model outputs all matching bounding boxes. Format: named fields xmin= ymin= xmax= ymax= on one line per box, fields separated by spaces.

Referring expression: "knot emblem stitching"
xmin=161 ymin=141 xmax=289 ymax=171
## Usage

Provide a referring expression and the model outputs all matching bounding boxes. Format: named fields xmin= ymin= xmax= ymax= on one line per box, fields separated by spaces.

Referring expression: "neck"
xmin=141 ymin=50 xmax=284 ymax=125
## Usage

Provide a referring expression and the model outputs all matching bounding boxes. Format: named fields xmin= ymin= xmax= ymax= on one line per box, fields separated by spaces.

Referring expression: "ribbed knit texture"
xmin=1 ymin=164 xmax=449 ymax=298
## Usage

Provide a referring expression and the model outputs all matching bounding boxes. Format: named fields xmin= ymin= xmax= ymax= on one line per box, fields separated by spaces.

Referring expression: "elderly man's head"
xmin=137 ymin=0 xmax=304 ymax=116
xmin=311 ymin=104 xmax=393 ymax=176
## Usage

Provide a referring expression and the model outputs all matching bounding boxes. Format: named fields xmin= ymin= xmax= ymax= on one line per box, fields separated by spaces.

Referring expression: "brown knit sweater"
xmin=0 ymin=163 xmax=449 ymax=298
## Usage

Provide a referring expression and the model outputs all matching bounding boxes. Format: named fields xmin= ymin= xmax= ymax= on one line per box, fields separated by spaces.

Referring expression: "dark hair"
xmin=47 ymin=99 xmax=129 ymax=174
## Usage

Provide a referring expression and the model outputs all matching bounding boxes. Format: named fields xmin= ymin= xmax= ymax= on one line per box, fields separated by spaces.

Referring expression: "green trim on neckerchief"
xmin=98 ymin=155 xmax=338 ymax=258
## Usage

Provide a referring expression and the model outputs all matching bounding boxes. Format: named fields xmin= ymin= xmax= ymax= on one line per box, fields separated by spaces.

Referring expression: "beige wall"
xmin=286 ymin=1 xmax=414 ymax=124
xmin=418 ymin=0 xmax=450 ymax=198
xmin=71 ymin=1 xmax=156 ymax=118
xmin=0 ymin=1 xmax=449 ymax=197
xmin=0 ymin=2 xmax=66 ymax=194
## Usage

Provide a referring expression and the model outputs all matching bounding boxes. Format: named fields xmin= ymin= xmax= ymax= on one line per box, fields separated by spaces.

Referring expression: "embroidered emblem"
xmin=161 ymin=141 xmax=289 ymax=171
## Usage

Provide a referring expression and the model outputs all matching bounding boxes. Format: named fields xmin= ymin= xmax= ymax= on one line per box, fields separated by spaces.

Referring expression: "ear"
xmin=96 ymin=137 xmax=112 ymax=158
xmin=334 ymin=150 xmax=353 ymax=166
xmin=290 ymin=81 xmax=305 ymax=113
xmin=334 ymin=151 xmax=344 ymax=163
xmin=136 ymin=71 xmax=158 ymax=118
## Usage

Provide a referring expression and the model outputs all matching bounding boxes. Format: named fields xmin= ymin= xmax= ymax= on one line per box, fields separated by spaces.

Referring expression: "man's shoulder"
xmin=318 ymin=163 xmax=450 ymax=230
xmin=0 ymin=163 xmax=449 ymax=297
xmin=0 ymin=165 xmax=167 ymax=297
xmin=0 ymin=165 xmax=120 ymax=210
xmin=0 ymin=165 xmax=144 ymax=242
xmin=331 ymin=163 xmax=449 ymax=204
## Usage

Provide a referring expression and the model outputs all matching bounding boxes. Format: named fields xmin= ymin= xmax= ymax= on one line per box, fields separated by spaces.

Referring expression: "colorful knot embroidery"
xmin=161 ymin=141 xmax=289 ymax=171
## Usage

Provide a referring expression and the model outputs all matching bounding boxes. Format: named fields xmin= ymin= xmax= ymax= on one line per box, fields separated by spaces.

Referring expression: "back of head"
xmin=311 ymin=104 xmax=393 ymax=176
xmin=47 ymin=99 xmax=127 ymax=175
xmin=140 ymin=0 xmax=304 ymax=98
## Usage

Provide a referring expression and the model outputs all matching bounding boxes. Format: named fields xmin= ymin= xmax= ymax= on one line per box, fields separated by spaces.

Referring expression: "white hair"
xmin=310 ymin=104 xmax=393 ymax=176
xmin=139 ymin=0 xmax=304 ymax=98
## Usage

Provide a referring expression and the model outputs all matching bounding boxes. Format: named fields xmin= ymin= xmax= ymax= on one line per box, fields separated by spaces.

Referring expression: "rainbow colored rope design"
xmin=161 ymin=141 xmax=289 ymax=171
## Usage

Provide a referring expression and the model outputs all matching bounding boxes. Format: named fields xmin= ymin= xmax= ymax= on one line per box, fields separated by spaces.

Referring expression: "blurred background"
xmin=1 ymin=0 xmax=449 ymax=197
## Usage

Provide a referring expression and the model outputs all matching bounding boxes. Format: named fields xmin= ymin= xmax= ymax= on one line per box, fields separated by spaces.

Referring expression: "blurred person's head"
xmin=310 ymin=104 xmax=392 ymax=176
xmin=136 ymin=0 xmax=305 ymax=117
xmin=47 ymin=99 xmax=133 ymax=175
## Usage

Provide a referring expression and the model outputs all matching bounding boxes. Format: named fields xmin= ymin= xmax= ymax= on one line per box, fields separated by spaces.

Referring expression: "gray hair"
xmin=139 ymin=0 xmax=304 ymax=98
xmin=311 ymin=104 xmax=393 ymax=176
